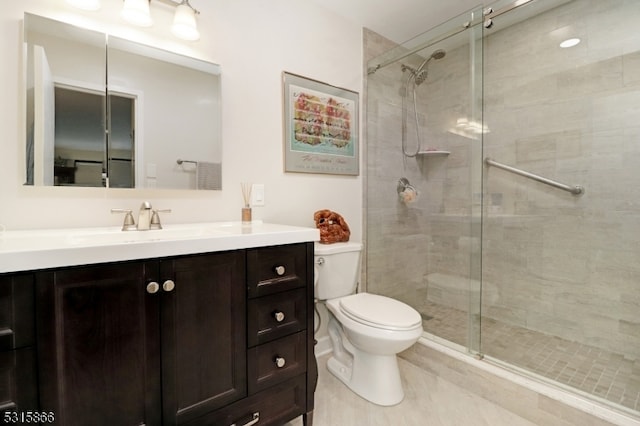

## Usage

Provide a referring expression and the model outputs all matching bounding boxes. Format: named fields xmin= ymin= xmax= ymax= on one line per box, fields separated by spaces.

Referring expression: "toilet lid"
xmin=339 ymin=293 xmax=422 ymax=331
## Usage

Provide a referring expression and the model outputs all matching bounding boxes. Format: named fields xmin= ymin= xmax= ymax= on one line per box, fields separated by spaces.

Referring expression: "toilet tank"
xmin=314 ymin=242 xmax=362 ymax=300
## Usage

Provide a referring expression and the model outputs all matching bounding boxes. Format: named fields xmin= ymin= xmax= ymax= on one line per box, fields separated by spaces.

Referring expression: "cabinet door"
xmin=160 ymin=251 xmax=246 ymax=425
xmin=0 ymin=274 xmax=35 ymax=351
xmin=36 ymin=261 xmax=161 ymax=426
xmin=0 ymin=274 xmax=38 ymax=413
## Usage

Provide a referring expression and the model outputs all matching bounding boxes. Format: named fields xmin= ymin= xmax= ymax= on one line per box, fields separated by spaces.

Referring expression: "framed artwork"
xmin=282 ymin=72 xmax=359 ymax=175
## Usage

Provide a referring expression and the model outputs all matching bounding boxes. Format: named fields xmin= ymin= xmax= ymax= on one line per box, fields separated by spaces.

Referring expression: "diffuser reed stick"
xmin=241 ymin=182 xmax=252 ymax=207
xmin=241 ymin=183 xmax=252 ymax=223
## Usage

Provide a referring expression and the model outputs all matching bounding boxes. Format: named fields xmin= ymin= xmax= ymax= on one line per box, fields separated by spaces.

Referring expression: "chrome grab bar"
xmin=176 ymin=159 xmax=197 ymax=165
xmin=484 ymin=158 xmax=584 ymax=196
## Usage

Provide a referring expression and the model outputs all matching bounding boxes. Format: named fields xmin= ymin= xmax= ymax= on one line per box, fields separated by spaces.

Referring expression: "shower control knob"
xmin=146 ymin=281 xmax=160 ymax=294
xmin=274 ymin=356 xmax=286 ymax=368
xmin=163 ymin=279 xmax=175 ymax=292
xmin=273 ymin=311 xmax=285 ymax=322
xmin=274 ymin=265 xmax=286 ymax=276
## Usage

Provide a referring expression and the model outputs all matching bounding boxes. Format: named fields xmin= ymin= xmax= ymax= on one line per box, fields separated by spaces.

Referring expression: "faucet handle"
xmin=150 ymin=209 xmax=172 ymax=230
xmin=111 ymin=209 xmax=136 ymax=231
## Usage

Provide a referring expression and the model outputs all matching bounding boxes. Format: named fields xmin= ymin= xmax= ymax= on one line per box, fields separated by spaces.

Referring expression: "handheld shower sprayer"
xmin=401 ymin=49 xmax=446 ymax=158
xmin=412 ymin=49 xmax=447 ymax=85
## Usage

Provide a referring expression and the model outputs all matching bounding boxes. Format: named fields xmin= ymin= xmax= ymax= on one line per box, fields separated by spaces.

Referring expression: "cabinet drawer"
xmin=0 ymin=275 xmax=34 ymax=351
xmin=246 ymin=244 xmax=307 ymax=298
xmin=183 ymin=375 xmax=306 ymax=426
xmin=248 ymin=288 xmax=306 ymax=347
xmin=247 ymin=332 xmax=306 ymax=394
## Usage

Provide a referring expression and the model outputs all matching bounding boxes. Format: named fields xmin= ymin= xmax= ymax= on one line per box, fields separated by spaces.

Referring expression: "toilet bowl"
xmin=314 ymin=242 xmax=423 ymax=406
xmin=325 ymin=293 xmax=423 ymax=406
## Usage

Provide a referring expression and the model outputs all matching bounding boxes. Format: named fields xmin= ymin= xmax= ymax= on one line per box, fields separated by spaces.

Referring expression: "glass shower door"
xmin=365 ymin=7 xmax=485 ymax=354
xmin=480 ymin=0 xmax=640 ymax=414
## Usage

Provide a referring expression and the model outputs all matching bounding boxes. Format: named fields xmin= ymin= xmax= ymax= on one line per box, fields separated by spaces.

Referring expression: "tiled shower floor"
xmin=421 ymin=301 xmax=640 ymax=413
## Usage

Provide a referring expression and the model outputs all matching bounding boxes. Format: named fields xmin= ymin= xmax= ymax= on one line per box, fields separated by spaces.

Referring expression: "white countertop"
xmin=0 ymin=221 xmax=320 ymax=273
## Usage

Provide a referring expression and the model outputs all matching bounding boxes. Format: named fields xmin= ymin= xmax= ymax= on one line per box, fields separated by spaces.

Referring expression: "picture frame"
xmin=282 ymin=72 xmax=359 ymax=176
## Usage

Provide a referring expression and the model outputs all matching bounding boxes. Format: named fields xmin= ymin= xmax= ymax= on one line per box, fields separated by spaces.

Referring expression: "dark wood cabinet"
xmin=28 ymin=242 xmax=316 ymax=426
xmin=246 ymin=243 xmax=317 ymax=425
xmin=0 ymin=274 xmax=37 ymax=414
xmin=36 ymin=261 xmax=162 ymax=425
xmin=187 ymin=243 xmax=316 ymax=426
xmin=160 ymin=252 xmax=246 ymax=424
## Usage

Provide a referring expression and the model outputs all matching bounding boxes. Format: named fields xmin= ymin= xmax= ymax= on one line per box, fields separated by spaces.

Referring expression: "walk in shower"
xmin=365 ymin=0 xmax=640 ymax=417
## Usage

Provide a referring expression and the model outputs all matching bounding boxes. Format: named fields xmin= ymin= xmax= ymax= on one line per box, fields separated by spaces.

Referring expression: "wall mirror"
xmin=24 ymin=13 xmax=222 ymax=190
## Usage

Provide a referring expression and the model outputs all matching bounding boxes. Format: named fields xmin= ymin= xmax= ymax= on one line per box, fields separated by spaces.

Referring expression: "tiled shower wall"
xmin=364 ymin=15 xmax=478 ymax=342
xmin=365 ymin=0 xmax=640 ymax=361
xmin=481 ymin=0 xmax=640 ymax=360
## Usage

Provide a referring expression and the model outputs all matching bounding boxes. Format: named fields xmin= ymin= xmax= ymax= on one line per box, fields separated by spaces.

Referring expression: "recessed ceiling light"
xmin=560 ymin=38 xmax=581 ymax=48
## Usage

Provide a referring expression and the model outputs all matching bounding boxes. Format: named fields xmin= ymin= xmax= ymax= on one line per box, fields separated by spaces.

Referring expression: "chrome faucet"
xmin=137 ymin=201 xmax=153 ymax=231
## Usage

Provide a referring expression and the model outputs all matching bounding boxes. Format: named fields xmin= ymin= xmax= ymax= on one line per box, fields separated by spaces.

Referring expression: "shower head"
xmin=401 ymin=49 xmax=446 ymax=86
xmin=414 ymin=70 xmax=429 ymax=86
xmin=430 ymin=49 xmax=446 ymax=60
xmin=412 ymin=49 xmax=446 ymax=86
xmin=417 ymin=49 xmax=446 ymax=71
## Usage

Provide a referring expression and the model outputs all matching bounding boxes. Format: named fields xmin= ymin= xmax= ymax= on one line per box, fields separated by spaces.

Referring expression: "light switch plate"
xmin=252 ymin=184 xmax=265 ymax=206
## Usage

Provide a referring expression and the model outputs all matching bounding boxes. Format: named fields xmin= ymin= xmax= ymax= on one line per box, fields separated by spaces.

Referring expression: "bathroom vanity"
xmin=0 ymin=222 xmax=319 ymax=426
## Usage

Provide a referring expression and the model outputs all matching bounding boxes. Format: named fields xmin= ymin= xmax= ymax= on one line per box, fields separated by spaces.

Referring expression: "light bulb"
xmin=171 ymin=2 xmax=200 ymax=41
xmin=121 ymin=0 xmax=153 ymax=27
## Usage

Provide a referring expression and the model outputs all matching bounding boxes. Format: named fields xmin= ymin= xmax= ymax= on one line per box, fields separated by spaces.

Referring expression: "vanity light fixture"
xmin=121 ymin=0 xmax=200 ymax=40
xmin=66 ymin=0 xmax=101 ymax=11
xmin=68 ymin=0 xmax=200 ymax=41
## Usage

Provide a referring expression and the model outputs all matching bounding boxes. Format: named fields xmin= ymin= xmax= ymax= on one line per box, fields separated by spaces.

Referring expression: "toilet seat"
xmin=338 ymin=293 xmax=422 ymax=331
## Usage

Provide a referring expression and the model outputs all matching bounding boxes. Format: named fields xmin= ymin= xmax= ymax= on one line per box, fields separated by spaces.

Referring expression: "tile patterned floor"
xmin=421 ymin=301 xmax=640 ymax=413
xmin=286 ymin=354 xmax=539 ymax=426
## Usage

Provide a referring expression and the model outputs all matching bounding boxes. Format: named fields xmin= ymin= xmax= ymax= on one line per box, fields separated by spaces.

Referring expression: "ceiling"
xmin=307 ymin=0 xmax=483 ymax=43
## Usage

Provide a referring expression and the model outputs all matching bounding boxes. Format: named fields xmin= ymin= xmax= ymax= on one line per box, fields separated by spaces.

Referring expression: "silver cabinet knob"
xmin=274 ymin=265 xmax=286 ymax=276
xmin=146 ymin=282 xmax=160 ymax=294
xmin=273 ymin=311 xmax=285 ymax=322
xmin=274 ymin=356 xmax=286 ymax=368
xmin=163 ymin=279 xmax=175 ymax=292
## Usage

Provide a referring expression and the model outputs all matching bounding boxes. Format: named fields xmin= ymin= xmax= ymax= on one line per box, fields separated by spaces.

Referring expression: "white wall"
xmin=0 ymin=0 xmax=363 ymax=240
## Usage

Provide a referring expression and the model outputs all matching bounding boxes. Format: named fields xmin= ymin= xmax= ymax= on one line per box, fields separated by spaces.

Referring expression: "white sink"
xmin=64 ymin=224 xmax=231 ymax=246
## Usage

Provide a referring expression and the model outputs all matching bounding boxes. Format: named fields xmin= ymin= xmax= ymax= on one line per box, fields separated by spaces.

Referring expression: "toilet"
xmin=314 ymin=242 xmax=423 ymax=406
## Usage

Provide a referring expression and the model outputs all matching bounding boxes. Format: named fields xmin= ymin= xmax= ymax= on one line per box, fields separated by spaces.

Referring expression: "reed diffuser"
xmin=241 ymin=182 xmax=252 ymax=224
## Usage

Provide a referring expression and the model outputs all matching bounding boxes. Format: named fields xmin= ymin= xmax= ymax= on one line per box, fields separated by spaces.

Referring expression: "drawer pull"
xmin=274 ymin=356 xmax=286 ymax=368
xmin=231 ymin=411 xmax=260 ymax=426
xmin=163 ymin=279 xmax=176 ymax=292
xmin=274 ymin=265 xmax=286 ymax=276
xmin=146 ymin=282 xmax=160 ymax=294
xmin=273 ymin=311 xmax=285 ymax=322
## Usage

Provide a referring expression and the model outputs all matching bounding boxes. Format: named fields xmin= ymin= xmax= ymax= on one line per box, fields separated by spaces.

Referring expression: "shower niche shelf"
xmin=417 ymin=150 xmax=450 ymax=157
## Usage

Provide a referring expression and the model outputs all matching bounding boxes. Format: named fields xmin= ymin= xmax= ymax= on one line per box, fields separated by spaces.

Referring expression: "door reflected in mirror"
xmin=54 ymin=86 xmax=107 ymax=186
xmin=24 ymin=13 xmax=222 ymax=190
